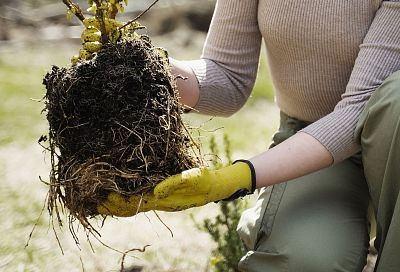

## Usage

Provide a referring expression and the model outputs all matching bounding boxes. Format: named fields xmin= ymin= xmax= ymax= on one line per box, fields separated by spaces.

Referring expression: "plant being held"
xmin=43 ymin=0 xmax=198 ymax=237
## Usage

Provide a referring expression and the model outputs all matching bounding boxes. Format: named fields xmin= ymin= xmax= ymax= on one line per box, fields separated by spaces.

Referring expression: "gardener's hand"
xmin=155 ymin=160 xmax=256 ymax=205
xmin=97 ymin=188 xmax=221 ymax=216
xmin=97 ymin=192 xmax=159 ymax=217
xmin=97 ymin=160 xmax=256 ymax=217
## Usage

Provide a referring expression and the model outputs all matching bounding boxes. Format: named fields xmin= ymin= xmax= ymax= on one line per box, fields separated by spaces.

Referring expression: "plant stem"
xmin=62 ymin=0 xmax=85 ymax=21
xmin=93 ymin=0 xmax=108 ymax=43
xmin=120 ymin=0 xmax=160 ymax=30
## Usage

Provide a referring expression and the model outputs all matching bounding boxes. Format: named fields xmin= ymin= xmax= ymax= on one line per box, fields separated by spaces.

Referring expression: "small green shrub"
xmin=197 ymin=134 xmax=248 ymax=272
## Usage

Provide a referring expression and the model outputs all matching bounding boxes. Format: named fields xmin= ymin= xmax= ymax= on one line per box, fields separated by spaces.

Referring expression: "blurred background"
xmin=0 ymin=0 xmax=278 ymax=271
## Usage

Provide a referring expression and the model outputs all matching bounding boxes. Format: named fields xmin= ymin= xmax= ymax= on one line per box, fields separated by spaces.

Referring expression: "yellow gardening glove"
xmin=97 ymin=160 xmax=256 ymax=217
xmin=97 ymin=192 xmax=159 ymax=217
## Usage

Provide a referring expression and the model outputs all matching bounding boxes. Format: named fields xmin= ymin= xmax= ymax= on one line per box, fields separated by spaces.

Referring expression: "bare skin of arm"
xmin=170 ymin=58 xmax=200 ymax=109
xmin=250 ymin=132 xmax=333 ymax=187
xmin=170 ymin=58 xmax=334 ymax=188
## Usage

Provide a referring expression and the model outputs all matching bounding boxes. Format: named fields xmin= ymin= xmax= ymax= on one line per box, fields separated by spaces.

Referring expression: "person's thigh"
xmin=239 ymin=158 xmax=370 ymax=272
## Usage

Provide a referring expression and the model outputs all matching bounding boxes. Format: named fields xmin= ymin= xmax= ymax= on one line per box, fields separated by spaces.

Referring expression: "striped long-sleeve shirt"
xmin=185 ymin=0 xmax=400 ymax=163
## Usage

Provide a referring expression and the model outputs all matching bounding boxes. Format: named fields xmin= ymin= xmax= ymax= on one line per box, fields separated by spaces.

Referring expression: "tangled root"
xmin=42 ymin=34 xmax=201 ymax=228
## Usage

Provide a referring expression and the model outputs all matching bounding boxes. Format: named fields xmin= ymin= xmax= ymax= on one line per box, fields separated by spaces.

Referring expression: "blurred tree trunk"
xmin=0 ymin=17 xmax=10 ymax=40
xmin=0 ymin=0 xmax=14 ymax=41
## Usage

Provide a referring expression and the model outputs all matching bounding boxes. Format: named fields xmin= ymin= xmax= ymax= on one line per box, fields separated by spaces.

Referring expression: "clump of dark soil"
xmin=42 ymin=34 xmax=200 ymax=226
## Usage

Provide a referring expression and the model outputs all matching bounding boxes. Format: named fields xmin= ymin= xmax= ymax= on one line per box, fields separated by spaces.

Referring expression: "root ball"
xmin=43 ymin=35 xmax=200 ymax=222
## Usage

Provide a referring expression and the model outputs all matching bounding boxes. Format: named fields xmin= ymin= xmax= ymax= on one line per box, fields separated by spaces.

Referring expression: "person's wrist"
xmin=215 ymin=160 xmax=256 ymax=201
xmin=232 ymin=160 xmax=256 ymax=193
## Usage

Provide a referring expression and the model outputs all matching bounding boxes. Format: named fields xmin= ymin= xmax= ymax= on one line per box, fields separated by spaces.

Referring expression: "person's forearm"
xmin=250 ymin=132 xmax=333 ymax=188
xmin=169 ymin=58 xmax=200 ymax=108
xmin=169 ymin=60 xmax=333 ymax=188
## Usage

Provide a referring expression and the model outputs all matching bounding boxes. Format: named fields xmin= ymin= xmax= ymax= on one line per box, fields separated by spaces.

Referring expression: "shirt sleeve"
xmin=301 ymin=0 xmax=400 ymax=163
xmin=184 ymin=0 xmax=262 ymax=117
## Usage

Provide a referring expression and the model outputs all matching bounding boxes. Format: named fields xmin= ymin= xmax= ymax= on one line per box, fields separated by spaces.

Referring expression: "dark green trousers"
xmin=355 ymin=71 xmax=400 ymax=272
xmin=237 ymin=71 xmax=400 ymax=272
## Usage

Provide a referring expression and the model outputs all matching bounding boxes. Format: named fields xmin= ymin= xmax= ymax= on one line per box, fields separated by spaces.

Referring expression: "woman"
xmin=99 ymin=1 xmax=400 ymax=271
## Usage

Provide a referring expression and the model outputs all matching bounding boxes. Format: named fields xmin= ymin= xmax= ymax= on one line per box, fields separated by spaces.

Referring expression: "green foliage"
xmin=200 ymin=134 xmax=248 ymax=272
xmin=204 ymin=200 xmax=248 ymax=272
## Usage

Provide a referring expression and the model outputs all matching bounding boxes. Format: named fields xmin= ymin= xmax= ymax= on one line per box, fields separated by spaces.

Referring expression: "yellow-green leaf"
xmin=116 ymin=3 xmax=124 ymax=13
xmin=87 ymin=3 xmax=97 ymax=14
xmin=66 ymin=10 xmax=73 ymax=21
xmin=155 ymin=47 xmax=169 ymax=60
xmin=108 ymin=30 xmax=122 ymax=43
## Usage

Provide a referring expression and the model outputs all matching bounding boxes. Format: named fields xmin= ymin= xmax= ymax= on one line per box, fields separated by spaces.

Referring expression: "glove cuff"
xmin=233 ymin=159 xmax=256 ymax=194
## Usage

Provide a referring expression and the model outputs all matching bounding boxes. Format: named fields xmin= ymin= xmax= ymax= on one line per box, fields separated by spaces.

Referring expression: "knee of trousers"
xmin=239 ymin=230 xmax=369 ymax=272
xmin=264 ymin=226 xmax=368 ymax=272
xmin=239 ymin=165 xmax=370 ymax=271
